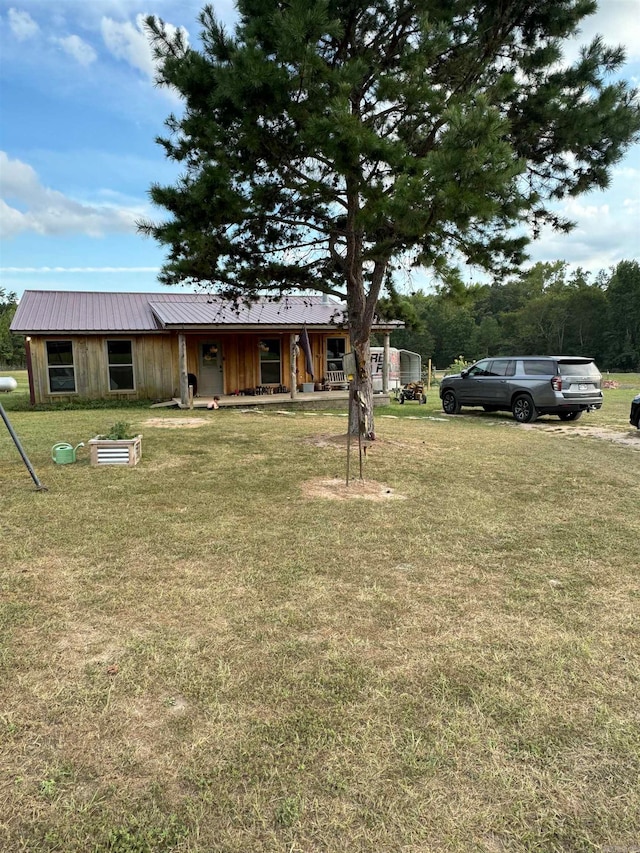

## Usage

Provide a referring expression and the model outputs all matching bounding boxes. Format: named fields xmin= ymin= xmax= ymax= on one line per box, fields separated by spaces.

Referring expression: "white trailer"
xmin=370 ymin=348 xmax=422 ymax=392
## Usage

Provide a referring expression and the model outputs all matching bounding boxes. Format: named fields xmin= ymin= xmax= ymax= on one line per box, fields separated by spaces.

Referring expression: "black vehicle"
xmin=631 ymin=394 xmax=640 ymax=429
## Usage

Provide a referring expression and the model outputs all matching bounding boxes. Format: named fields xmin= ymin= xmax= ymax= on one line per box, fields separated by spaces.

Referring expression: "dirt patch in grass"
xmin=143 ymin=417 xmax=209 ymax=428
xmin=302 ymin=477 xmax=406 ymax=501
xmin=522 ymin=422 xmax=640 ymax=448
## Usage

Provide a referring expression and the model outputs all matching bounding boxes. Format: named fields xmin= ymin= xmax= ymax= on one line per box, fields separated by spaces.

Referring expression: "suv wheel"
xmin=512 ymin=394 xmax=537 ymax=423
xmin=442 ymin=390 xmax=461 ymax=415
xmin=558 ymin=411 xmax=582 ymax=422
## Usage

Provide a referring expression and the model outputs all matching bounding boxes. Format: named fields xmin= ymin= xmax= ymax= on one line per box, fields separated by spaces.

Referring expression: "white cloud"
xmin=614 ymin=165 xmax=640 ymax=180
xmin=99 ymin=13 xmax=189 ymax=104
xmin=563 ymin=0 xmax=640 ymax=64
xmin=8 ymin=7 xmax=39 ymax=40
xmin=100 ymin=13 xmax=189 ymax=81
xmin=527 ymin=194 xmax=640 ymax=274
xmin=0 ymin=151 xmax=144 ymax=238
xmin=101 ymin=14 xmax=156 ymax=80
xmin=52 ymin=34 xmax=97 ymax=66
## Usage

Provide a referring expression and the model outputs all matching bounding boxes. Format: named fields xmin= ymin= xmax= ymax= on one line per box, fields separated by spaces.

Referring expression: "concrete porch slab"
xmin=166 ymin=390 xmax=391 ymax=410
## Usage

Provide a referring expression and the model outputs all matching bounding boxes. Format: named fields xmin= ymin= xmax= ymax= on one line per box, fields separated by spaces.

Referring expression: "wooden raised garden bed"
xmin=88 ymin=435 xmax=142 ymax=467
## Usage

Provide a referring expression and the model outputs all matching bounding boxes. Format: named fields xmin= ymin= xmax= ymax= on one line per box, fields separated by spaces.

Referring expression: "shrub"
xmin=99 ymin=421 xmax=136 ymax=441
xmin=446 ymin=355 xmax=471 ymax=375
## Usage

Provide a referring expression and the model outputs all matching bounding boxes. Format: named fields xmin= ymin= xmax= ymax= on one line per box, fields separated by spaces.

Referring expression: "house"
xmin=10 ymin=290 xmax=402 ymax=407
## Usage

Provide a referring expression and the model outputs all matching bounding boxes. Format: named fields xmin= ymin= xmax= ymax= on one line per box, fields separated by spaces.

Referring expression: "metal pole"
xmin=0 ymin=402 xmax=47 ymax=491
xmin=290 ymin=334 xmax=298 ymax=399
xmin=178 ymin=333 xmax=188 ymax=408
xmin=383 ymin=333 xmax=390 ymax=394
xmin=357 ymin=391 xmax=364 ymax=480
xmin=346 ymin=381 xmax=353 ymax=485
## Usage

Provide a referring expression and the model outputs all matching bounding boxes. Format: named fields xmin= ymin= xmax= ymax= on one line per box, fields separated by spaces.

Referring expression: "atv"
xmin=397 ymin=382 xmax=427 ymax=405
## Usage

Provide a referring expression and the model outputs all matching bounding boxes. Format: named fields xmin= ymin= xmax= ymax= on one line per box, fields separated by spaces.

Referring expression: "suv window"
xmin=489 ymin=359 xmax=515 ymax=377
xmin=558 ymin=361 xmax=599 ymax=377
xmin=523 ymin=359 xmax=552 ymax=376
xmin=467 ymin=360 xmax=491 ymax=376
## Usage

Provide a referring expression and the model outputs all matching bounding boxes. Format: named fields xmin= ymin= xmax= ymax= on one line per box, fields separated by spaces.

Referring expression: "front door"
xmin=198 ymin=341 xmax=223 ymax=396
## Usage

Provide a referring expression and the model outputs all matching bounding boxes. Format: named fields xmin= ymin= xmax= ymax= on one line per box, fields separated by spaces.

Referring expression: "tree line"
xmin=386 ymin=260 xmax=640 ymax=372
xmin=0 ymin=289 xmax=25 ymax=368
xmin=3 ymin=259 xmax=639 ymax=374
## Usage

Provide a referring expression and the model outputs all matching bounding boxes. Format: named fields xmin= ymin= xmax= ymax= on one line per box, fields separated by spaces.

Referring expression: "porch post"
xmin=25 ymin=337 xmax=36 ymax=406
xmin=289 ymin=333 xmax=298 ymax=399
xmin=178 ymin=333 xmax=189 ymax=407
xmin=383 ymin=332 xmax=390 ymax=394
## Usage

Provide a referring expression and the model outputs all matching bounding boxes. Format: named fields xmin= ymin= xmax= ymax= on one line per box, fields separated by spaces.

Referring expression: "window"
xmin=259 ymin=338 xmax=281 ymax=384
xmin=467 ymin=360 xmax=491 ymax=377
xmin=523 ymin=359 xmax=552 ymax=376
xmin=327 ymin=337 xmax=346 ymax=373
xmin=558 ymin=361 xmax=600 ymax=378
xmin=46 ymin=340 xmax=76 ymax=393
xmin=107 ymin=340 xmax=135 ymax=391
xmin=489 ymin=359 xmax=515 ymax=377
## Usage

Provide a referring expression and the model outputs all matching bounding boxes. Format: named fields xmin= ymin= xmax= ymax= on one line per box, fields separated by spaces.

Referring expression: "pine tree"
xmin=141 ymin=1 xmax=640 ymax=437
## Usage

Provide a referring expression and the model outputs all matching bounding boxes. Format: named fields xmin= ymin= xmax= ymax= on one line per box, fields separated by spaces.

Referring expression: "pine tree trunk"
xmin=344 ymin=260 xmax=388 ymax=440
xmin=344 ymin=253 xmax=378 ymax=440
xmin=348 ymin=335 xmax=374 ymax=440
xmin=343 ymin=177 xmax=386 ymax=441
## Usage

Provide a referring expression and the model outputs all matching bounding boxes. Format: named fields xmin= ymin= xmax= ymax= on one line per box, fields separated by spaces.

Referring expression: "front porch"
xmin=166 ymin=389 xmax=392 ymax=409
xmin=175 ymin=329 xmax=397 ymax=410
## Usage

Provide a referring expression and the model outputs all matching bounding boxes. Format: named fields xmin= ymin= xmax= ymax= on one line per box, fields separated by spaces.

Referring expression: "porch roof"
xmin=11 ymin=290 xmax=403 ymax=335
xmin=148 ymin=297 xmax=346 ymax=330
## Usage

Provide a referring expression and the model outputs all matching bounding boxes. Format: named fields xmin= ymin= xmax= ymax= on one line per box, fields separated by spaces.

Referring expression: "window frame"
xmin=326 ymin=336 xmax=347 ymax=374
xmin=467 ymin=359 xmax=492 ymax=377
xmin=488 ymin=359 xmax=516 ymax=377
xmin=106 ymin=339 xmax=136 ymax=393
xmin=46 ymin=339 xmax=77 ymax=394
xmin=258 ymin=338 xmax=281 ymax=385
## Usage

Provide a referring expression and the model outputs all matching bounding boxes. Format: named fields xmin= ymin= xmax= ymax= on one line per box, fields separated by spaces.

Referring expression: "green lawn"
xmin=1 ymin=374 xmax=639 ymax=852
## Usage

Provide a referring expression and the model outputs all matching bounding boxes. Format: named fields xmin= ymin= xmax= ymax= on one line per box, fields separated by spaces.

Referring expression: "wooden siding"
xmin=187 ymin=332 xmax=348 ymax=393
xmin=27 ymin=331 xmax=349 ymax=404
xmin=28 ymin=335 xmax=179 ymax=404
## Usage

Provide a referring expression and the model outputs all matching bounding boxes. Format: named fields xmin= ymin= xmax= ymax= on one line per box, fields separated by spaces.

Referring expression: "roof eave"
xmin=11 ymin=329 xmax=168 ymax=336
xmin=157 ymin=322 xmax=402 ymax=332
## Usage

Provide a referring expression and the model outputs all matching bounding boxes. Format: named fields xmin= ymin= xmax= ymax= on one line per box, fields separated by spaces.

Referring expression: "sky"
xmin=1 ymin=0 xmax=639 ymax=302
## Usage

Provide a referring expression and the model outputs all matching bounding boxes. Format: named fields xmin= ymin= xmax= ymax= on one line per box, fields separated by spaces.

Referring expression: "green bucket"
xmin=51 ymin=442 xmax=84 ymax=464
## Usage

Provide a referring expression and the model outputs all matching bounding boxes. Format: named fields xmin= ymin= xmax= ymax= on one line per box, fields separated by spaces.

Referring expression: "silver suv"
xmin=439 ymin=356 xmax=603 ymax=423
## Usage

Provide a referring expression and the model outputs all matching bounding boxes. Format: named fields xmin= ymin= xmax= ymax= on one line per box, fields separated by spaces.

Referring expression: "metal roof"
xmin=10 ymin=290 xmax=402 ymax=334
xmin=148 ymin=298 xmax=348 ymax=329
xmin=11 ymin=291 xmax=166 ymax=333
